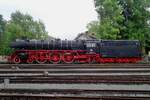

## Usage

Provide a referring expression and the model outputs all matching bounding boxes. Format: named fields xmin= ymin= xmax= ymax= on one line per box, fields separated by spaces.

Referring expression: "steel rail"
xmin=0 ymin=89 xmax=150 ymax=100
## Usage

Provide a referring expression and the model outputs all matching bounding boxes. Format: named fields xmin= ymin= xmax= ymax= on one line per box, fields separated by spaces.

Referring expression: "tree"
xmin=33 ymin=20 xmax=48 ymax=39
xmin=121 ymin=0 xmax=150 ymax=52
xmin=88 ymin=0 xmax=125 ymax=39
xmin=10 ymin=11 xmax=48 ymax=39
xmin=0 ymin=31 xmax=14 ymax=55
xmin=87 ymin=0 xmax=150 ymax=53
xmin=0 ymin=15 xmax=6 ymax=40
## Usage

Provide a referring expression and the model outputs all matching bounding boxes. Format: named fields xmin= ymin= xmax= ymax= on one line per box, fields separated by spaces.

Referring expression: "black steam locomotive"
xmin=9 ymin=39 xmax=142 ymax=64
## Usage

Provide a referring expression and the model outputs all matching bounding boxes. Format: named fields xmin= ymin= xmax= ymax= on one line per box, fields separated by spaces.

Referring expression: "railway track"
xmin=0 ymin=64 xmax=150 ymax=99
xmin=0 ymin=63 xmax=150 ymax=69
xmin=0 ymin=89 xmax=150 ymax=100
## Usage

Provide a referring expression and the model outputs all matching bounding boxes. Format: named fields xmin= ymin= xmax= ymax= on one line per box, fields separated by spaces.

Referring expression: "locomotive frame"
xmin=9 ymin=49 xmax=141 ymax=64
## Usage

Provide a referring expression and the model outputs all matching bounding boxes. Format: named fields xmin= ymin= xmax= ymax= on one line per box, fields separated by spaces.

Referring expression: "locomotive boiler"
xmin=9 ymin=39 xmax=142 ymax=64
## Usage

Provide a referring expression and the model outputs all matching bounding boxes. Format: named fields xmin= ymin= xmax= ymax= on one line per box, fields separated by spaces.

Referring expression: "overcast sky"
xmin=0 ymin=0 xmax=97 ymax=40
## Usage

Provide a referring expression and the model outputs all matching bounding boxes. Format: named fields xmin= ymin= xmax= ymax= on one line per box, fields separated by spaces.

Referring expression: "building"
xmin=46 ymin=35 xmax=56 ymax=40
xmin=75 ymin=31 xmax=97 ymax=40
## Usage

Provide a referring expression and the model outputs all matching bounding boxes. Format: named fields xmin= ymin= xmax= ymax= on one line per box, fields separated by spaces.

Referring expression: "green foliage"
xmin=0 ymin=11 xmax=49 ymax=55
xmin=0 ymin=32 xmax=14 ymax=55
xmin=88 ymin=0 xmax=125 ymax=39
xmin=87 ymin=0 xmax=150 ymax=53
xmin=0 ymin=15 xmax=6 ymax=40
xmin=10 ymin=11 xmax=48 ymax=39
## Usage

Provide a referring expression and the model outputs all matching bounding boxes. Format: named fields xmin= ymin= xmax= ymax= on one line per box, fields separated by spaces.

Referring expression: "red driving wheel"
xmin=50 ymin=53 xmax=61 ymax=64
xmin=27 ymin=58 xmax=34 ymax=64
xmin=63 ymin=53 xmax=74 ymax=63
xmin=36 ymin=57 xmax=47 ymax=64
xmin=13 ymin=55 xmax=21 ymax=64
xmin=36 ymin=53 xmax=47 ymax=64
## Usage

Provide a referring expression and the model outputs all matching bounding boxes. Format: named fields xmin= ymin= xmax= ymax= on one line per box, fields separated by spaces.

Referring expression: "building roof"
xmin=75 ymin=31 xmax=97 ymax=40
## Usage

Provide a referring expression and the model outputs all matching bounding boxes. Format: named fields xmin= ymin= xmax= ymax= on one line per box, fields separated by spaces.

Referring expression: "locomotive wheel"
xmin=50 ymin=53 xmax=61 ymax=64
xmin=131 ymin=58 xmax=138 ymax=63
xmin=87 ymin=57 xmax=95 ymax=64
xmin=13 ymin=55 xmax=21 ymax=64
xmin=63 ymin=53 xmax=74 ymax=63
xmin=36 ymin=58 xmax=47 ymax=64
xmin=36 ymin=53 xmax=47 ymax=64
xmin=27 ymin=58 xmax=34 ymax=64
xmin=99 ymin=58 xmax=105 ymax=63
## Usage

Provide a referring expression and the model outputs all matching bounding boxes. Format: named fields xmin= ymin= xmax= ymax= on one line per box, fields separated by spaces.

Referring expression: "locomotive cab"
xmin=84 ymin=40 xmax=99 ymax=54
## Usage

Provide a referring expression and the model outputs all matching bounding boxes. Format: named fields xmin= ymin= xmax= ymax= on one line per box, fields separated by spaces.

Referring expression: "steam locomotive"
xmin=9 ymin=39 xmax=142 ymax=64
